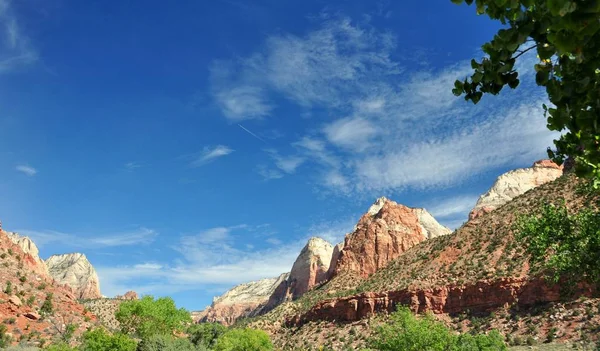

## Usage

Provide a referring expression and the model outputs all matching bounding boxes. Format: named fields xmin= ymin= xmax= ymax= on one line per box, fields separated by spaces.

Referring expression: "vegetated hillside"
xmin=250 ymin=174 xmax=600 ymax=350
xmin=0 ymin=230 xmax=98 ymax=347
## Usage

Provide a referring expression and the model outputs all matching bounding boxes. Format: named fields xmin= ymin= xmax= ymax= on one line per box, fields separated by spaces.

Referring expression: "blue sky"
xmin=0 ymin=0 xmax=557 ymax=311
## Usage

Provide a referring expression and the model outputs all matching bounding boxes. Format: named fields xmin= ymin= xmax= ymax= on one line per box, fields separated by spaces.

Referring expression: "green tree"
xmin=451 ymin=0 xmax=600 ymax=185
xmin=116 ymin=295 xmax=191 ymax=340
xmin=369 ymin=307 xmax=506 ymax=351
xmin=137 ymin=334 xmax=206 ymax=351
xmin=516 ymin=202 xmax=600 ymax=285
xmin=213 ymin=328 xmax=273 ymax=351
xmin=188 ymin=322 xmax=227 ymax=348
xmin=80 ymin=328 xmax=137 ymax=351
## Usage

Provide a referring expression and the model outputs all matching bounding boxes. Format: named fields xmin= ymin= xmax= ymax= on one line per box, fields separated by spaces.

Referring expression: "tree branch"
xmin=513 ymin=45 xmax=538 ymax=59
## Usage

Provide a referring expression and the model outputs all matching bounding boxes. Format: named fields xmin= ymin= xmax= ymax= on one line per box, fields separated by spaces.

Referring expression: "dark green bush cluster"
xmin=369 ymin=307 xmax=506 ymax=351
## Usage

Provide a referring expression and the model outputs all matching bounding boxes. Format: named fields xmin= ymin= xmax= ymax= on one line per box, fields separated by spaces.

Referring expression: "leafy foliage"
xmin=213 ymin=328 xmax=274 ymax=351
xmin=137 ymin=334 xmax=205 ymax=351
xmin=451 ymin=0 xmax=600 ymax=185
xmin=40 ymin=292 xmax=54 ymax=316
xmin=0 ymin=324 xmax=11 ymax=348
xmin=80 ymin=328 xmax=137 ymax=351
xmin=188 ymin=323 xmax=227 ymax=348
xmin=369 ymin=307 xmax=506 ymax=350
xmin=45 ymin=342 xmax=79 ymax=351
xmin=516 ymin=202 xmax=600 ymax=284
xmin=115 ymin=295 xmax=191 ymax=340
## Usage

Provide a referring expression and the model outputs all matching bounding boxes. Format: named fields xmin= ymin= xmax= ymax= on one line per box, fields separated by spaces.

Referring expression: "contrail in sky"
xmin=238 ymin=124 xmax=266 ymax=143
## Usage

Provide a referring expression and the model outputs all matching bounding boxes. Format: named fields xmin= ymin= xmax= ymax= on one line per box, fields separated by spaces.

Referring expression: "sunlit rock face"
xmin=469 ymin=160 xmax=564 ymax=220
xmin=333 ymin=197 xmax=451 ymax=278
xmin=198 ymin=273 xmax=289 ymax=326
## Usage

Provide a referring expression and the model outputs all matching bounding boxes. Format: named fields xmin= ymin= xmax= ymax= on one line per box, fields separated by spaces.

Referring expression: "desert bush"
xmin=188 ymin=322 xmax=227 ymax=348
xmin=213 ymin=328 xmax=273 ymax=351
xmin=369 ymin=307 xmax=506 ymax=351
xmin=137 ymin=334 xmax=205 ymax=351
xmin=80 ymin=328 xmax=137 ymax=351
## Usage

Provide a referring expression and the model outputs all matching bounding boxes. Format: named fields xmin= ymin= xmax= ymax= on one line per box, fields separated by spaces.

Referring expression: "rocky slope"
xmin=250 ymin=172 xmax=600 ymax=350
xmin=198 ymin=273 xmax=289 ymax=326
xmin=46 ymin=253 xmax=102 ymax=299
xmin=0 ymin=229 xmax=97 ymax=347
xmin=332 ymin=197 xmax=451 ymax=279
xmin=4 ymin=231 xmax=48 ymax=276
xmin=469 ymin=159 xmax=563 ymax=219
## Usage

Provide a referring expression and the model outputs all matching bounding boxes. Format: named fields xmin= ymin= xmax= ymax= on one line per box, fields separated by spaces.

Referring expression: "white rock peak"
xmin=46 ymin=253 xmax=102 ymax=299
xmin=471 ymin=160 xmax=563 ymax=217
xmin=414 ymin=208 xmax=452 ymax=239
xmin=367 ymin=196 xmax=389 ymax=216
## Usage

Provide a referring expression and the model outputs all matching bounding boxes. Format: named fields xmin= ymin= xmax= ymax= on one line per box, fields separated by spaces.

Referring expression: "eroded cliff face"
xmin=333 ymin=197 xmax=451 ymax=278
xmin=0 ymin=229 xmax=97 ymax=345
xmin=286 ymin=278 xmax=594 ymax=326
xmin=199 ymin=273 xmax=289 ymax=326
xmin=469 ymin=160 xmax=563 ymax=220
xmin=46 ymin=253 xmax=102 ymax=299
xmin=5 ymin=231 xmax=48 ymax=276
xmin=264 ymin=238 xmax=336 ymax=311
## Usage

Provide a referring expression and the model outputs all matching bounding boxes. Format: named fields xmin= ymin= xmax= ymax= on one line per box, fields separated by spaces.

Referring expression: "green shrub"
xmin=0 ymin=324 xmax=11 ymax=348
xmin=137 ymin=334 xmax=205 ymax=351
xmin=4 ymin=281 xmax=12 ymax=294
xmin=369 ymin=307 xmax=506 ymax=351
xmin=116 ymin=295 xmax=191 ymax=340
xmin=213 ymin=328 xmax=273 ymax=351
xmin=188 ymin=323 xmax=227 ymax=348
xmin=80 ymin=328 xmax=137 ymax=351
xmin=45 ymin=342 xmax=78 ymax=351
xmin=40 ymin=293 xmax=54 ymax=315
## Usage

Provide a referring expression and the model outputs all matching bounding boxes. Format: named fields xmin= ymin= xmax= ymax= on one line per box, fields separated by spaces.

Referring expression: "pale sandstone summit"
xmin=288 ymin=237 xmax=334 ymax=298
xmin=264 ymin=237 xmax=335 ymax=312
xmin=198 ymin=273 xmax=289 ymax=326
xmin=469 ymin=159 xmax=564 ymax=220
xmin=46 ymin=253 xmax=102 ymax=299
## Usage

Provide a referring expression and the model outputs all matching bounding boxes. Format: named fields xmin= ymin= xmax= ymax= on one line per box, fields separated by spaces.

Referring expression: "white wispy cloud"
xmin=424 ymin=194 xmax=480 ymax=230
xmin=210 ymin=16 xmax=555 ymax=195
xmin=265 ymin=149 xmax=305 ymax=174
xmin=17 ymin=227 xmax=157 ymax=249
xmin=323 ymin=117 xmax=377 ymax=152
xmin=189 ymin=145 xmax=234 ymax=167
xmin=0 ymin=0 xmax=37 ymax=73
xmin=96 ymin=218 xmax=356 ymax=297
xmin=124 ymin=162 xmax=143 ymax=171
xmin=15 ymin=164 xmax=37 ymax=176
xmin=425 ymin=195 xmax=479 ymax=220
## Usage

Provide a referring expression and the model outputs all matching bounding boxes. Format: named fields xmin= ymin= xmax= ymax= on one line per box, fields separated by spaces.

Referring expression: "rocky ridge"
xmin=332 ymin=197 xmax=451 ymax=279
xmin=198 ymin=273 xmax=289 ymax=326
xmin=46 ymin=253 xmax=102 ymax=299
xmin=0 ymin=229 xmax=97 ymax=347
